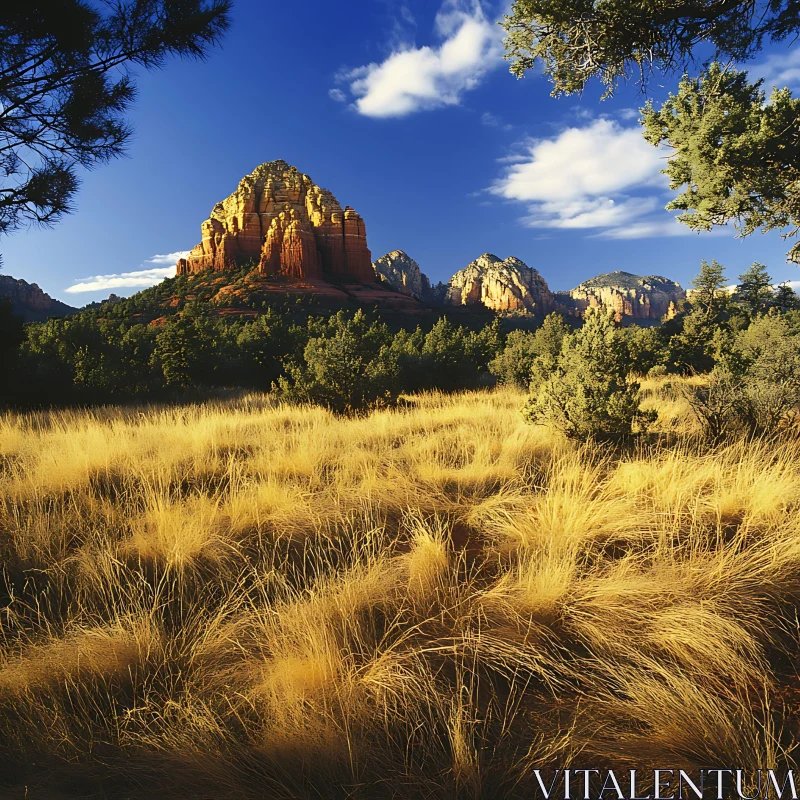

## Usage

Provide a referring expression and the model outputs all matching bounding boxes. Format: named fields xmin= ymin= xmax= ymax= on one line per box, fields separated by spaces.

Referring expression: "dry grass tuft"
xmin=1 ymin=381 xmax=799 ymax=797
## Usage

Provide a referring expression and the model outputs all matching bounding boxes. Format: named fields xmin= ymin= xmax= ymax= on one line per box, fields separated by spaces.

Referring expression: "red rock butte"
xmin=176 ymin=160 xmax=375 ymax=282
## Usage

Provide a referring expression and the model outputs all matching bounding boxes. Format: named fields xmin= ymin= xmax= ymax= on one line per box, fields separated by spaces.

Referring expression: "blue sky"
xmin=3 ymin=0 xmax=800 ymax=304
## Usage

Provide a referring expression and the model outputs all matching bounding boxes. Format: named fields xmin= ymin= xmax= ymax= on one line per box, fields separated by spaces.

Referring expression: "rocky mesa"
xmin=445 ymin=254 xmax=556 ymax=316
xmin=172 ymin=164 xmax=687 ymax=323
xmin=177 ymin=160 xmax=374 ymax=282
xmin=0 ymin=275 xmax=76 ymax=322
xmin=564 ymin=271 xmax=685 ymax=322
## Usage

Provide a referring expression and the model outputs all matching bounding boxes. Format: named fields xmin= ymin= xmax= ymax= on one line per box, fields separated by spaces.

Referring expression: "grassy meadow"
xmin=1 ymin=380 xmax=800 ymax=797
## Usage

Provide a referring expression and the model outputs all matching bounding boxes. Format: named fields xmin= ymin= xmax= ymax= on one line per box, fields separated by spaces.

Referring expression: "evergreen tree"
xmin=467 ymin=317 xmax=504 ymax=371
xmin=691 ymin=260 xmax=727 ymax=321
xmin=523 ymin=309 xmax=654 ymax=440
xmin=737 ymin=262 xmax=774 ymax=315
xmin=235 ymin=310 xmax=294 ymax=388
xmin=689 ymin=312 xmax=800 ymax=438
xmin=276 ymin=311 xmax=399 ymax=414
xmin=642 ymin=66 xmax=800 ymax=262
xmin=490 ymin=330 xmax=539 ymax=388
xmin=622 ymin=325 xmax=668 ymax=375
xmin=502 ymin=4 xmax=800 ymax=259
xmin=491 ymin=311 xmax=570 ymax=389
xmin=502 ymin=0 xmax=800 ymax=95
xmin=153 ymin=307 xmax=211 ymax=389
xmin=421 ymin=318 xmax=481 ymax=391
xmin=775 ymin=282 xmax=800 ymax=313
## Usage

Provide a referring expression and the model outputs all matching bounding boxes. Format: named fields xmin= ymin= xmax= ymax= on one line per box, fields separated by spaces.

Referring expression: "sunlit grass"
xmin=0 ymin=380 xmax=798 ymax=797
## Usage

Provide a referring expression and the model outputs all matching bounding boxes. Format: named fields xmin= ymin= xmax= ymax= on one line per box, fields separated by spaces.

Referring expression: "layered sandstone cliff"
xmin=0 ymin=275 xmax=76 ymax=322
xmin=445 ymin=254 xmax=556 ymax=315
xmin=373 ymin=250 xmax=431 ymax=300
xmin=565 ymin=271 xmax=685 ymax=322
xmin=177 ymin=160 xmax=374 ymax=282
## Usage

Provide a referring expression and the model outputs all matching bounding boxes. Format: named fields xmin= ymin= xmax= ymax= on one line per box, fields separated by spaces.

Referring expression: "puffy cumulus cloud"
xmin=753 ymin=48 xmax=800 ymax=91
xmin=334 ymin=1 xmax=503 ymax=118
xmin=491 ymin=118 xmax=688 ymax=238
xmin=494 ymin=119 xmax=664 ymax=203
xmin=65 ymin=251 xmax=189 ymax=294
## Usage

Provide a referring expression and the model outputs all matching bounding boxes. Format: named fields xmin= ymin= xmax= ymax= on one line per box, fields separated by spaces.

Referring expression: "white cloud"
xmin=491 ymin=118 xmax=685 ymax=238
xmin=753 ymin=48 xmax=800 ymax=91
xmin=328 ymin=88 xmax=346 ymax=103
xmin=523 ymin=197 xmax=660 ymax=230
xmin=596 ymin=220 xmax=698 ymax=239
xmin=144 ymin=251 xmax=190 ymax=266
xmin=380 ymin=2 xmax=417 ymax=51
xmin=333 ymin=1 xmax=504 ymax=118
xmin=65 ymin=251 xmax=189 ymax=294
xmin=481 ymin=111 xmax=513 ymax=130
xmin=494 ymin=119 xmax=664 ymax=203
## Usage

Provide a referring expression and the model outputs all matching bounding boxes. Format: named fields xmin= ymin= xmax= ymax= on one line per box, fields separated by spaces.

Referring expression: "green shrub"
xmin=523 ymin=309 xmax=655 ymax=440
xmin=235 ymin=309 xmax=295 ymax=388
xmin=687 ymin=312 xmax=800 ymax=439
xmin=276 ymin=311 xmax=400 ymax=414
xmin=490 ymin=313 xmax=569 ymax=388
xmin=684 ymin=370 xmax=744 ymax=440
xmin=666 ymin=310 xmax=719 ymax=374
xmin=419 ymin=318 xmax=493 ymax=391
xmin=489 ymin=329 xmax=538 ymax=388
xmin=622 ymin=325 xmax=668 ymax=375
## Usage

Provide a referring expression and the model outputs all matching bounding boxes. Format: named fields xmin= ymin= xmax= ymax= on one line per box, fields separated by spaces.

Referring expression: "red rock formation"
xmin=342 ymin=207 xmax=374 ymax=281
xmin=373 ymin=250 xmax=432 ymax=300
xmin=177 ymin=161 xmax=374 ymax=282
xmin=261 ymin=209 xmax=322 ymax=279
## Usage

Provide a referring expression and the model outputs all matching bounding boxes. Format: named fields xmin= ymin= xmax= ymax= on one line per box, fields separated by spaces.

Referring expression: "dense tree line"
xmin=0 ymin=285 xmax=505 ymax=412
xmin=2 ymin=260 xmax=800 ymax=440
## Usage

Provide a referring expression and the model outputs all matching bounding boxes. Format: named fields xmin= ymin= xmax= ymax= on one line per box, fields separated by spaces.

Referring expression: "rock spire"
xmin=176 ymin=160 xmax=374 ymax=282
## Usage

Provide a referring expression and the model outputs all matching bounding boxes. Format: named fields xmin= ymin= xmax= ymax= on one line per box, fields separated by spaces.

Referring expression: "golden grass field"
xmin=1 ymin=379 xmax=800 ymax=798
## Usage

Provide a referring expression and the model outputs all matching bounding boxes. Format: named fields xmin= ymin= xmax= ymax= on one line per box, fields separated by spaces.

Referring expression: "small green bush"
xmin=523 ymin=309 xmax=654 ymax=440
xmin=490 ymin=313 xmax=569 ymax=388
xmin=622 ymin=325 xmax=668 ymax=374
xmin=687 ymin=312 xmax=800 ymax=439
xmin=275 ymin=311 xmax=400 ymax=414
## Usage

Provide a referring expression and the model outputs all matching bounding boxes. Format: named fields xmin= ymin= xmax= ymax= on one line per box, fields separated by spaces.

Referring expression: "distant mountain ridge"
xmin=373 ymin=252 xmax=685 ymax=322
xmin=573 ymin=271 xmax=679 ymax=291
xmin=1 ymin=257 xmax=689 ymax=327
xmin=162 ymin=159 xmax=688 ymax=323
xmin=0 ymin=275 xmax=76 ymax=322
